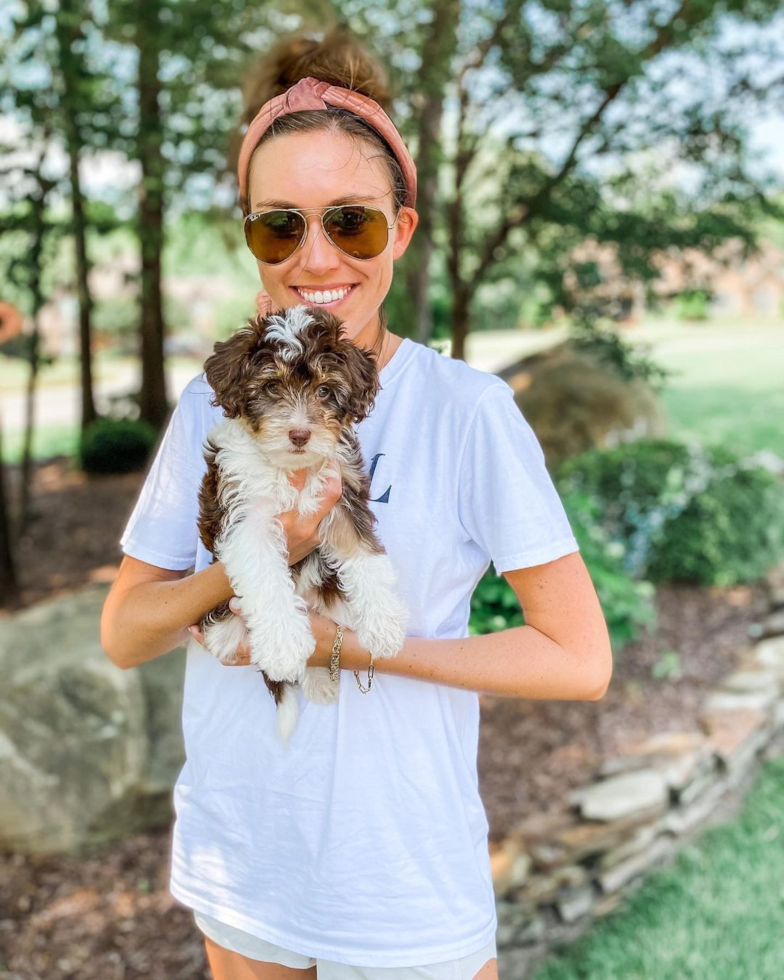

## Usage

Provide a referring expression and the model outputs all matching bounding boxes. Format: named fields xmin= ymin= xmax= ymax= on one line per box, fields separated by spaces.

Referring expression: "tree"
xmin=440 ymin=0 xmax=784 ymax=357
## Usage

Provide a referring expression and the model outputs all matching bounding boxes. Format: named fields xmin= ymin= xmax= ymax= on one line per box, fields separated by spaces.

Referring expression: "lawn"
xmin=649 ymin=328 xmax=784 ymax=458
xmin=531 ymin=755 xmax=784 ymax=980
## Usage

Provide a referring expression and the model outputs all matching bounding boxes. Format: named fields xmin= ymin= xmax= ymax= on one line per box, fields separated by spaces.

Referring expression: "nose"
xmin=300 ymin=215 xmax=341 ymax=272
xmin=289 ymin=428 xmax=311 ymax=448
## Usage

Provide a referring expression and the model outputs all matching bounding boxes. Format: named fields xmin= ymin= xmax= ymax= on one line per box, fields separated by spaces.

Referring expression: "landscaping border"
xmin=492 ymin=562 xmax=784 ymax=978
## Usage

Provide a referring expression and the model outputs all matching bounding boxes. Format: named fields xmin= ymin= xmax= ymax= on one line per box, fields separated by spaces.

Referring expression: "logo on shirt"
xmin=368 ymin=453 xmax=391 ymax=504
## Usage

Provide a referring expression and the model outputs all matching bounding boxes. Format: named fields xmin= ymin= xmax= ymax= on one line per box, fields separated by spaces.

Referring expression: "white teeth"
xmin=297 ymin=287 xmax=350 ymax=304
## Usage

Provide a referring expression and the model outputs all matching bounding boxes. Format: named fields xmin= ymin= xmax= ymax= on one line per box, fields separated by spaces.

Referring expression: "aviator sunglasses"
xmin=243 ymin=204 xmax=397 ymax=265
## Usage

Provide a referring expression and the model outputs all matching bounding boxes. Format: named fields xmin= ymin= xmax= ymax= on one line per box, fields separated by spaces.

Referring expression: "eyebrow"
xmin=251 ymin=194 xmax=383 ymax=210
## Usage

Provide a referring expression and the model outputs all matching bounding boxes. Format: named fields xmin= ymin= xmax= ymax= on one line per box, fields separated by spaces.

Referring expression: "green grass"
xmin=653 ymin=339 xmax=784 ymax=457
xmin=3 ymin=424 xmax=81 ymax=464
xmin=531 ymin=755 xmax=784 ymax=979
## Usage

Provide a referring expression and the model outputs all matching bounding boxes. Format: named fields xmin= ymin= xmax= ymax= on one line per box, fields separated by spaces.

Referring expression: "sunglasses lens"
xmin=245 ymin=210 xmax=305 ymax=264
xmin=324 ymin=207 xmax=389 ymax=259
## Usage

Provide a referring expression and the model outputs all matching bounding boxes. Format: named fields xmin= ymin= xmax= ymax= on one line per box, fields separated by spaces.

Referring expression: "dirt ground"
xmin=0 ymin=457 xmax=770 ymax=979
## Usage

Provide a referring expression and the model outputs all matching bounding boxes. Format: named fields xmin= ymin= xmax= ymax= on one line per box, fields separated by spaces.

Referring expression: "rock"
xmin=678 ymin=770 xmax=720 ymax=807
xmin=598 ymin=823 xmax=659 ymax=871
xmin=760 ymin=609 xmax=784 ymax=638
xmin=664 ymin=778 xmax=731 ymax=836
xmin=491 ymin=840 xmax=532 ymax=895
xmin=555 ymin=884 xmax=595 ymax=924
xmin=506 ymin=346 xmax=667 ymax=470
xmin=718 ymin=669 xmax=782 ymax=696
xmin=0 ymin=586 xmax=186 ymax=855
xmin=702 ymin=688 xmax=778 ymax=714
xmin=551 ymin=819 xmax=638 ymax=864
xmin=598 ymin=835 xmax=674 ymax=894
xmin=496 ymin=899 xmax=541 ymax=948
xmin=570 ymin=770 xmax=669 ymax=822
xmin=515 ymin=865 xmax=587 ymax=906
xmin=753 ymin=637 xmax=784 ymax=679
xmin=765 ymin=562 xmax=784 ymax=609
xmin=699 ymin=707 xmax=770 ymax=763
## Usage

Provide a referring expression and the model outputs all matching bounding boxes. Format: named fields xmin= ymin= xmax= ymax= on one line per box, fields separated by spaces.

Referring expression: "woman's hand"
xmin=188 ymin=599 xmax=343 ymax=670
xmin=283 ymin=467 xmax=342 ymax=566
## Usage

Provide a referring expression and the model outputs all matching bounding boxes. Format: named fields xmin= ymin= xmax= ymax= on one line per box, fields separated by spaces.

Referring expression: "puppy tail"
xmin=276 ymin=684 xmax=300 ymax=748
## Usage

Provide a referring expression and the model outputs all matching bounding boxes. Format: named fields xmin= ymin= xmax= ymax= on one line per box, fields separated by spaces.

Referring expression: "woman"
xmin=101 ymin=29 xmax=612 ymax=980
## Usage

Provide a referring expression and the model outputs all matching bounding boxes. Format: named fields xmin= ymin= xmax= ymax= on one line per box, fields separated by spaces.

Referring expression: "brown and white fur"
xmin=198 ymin=305 xmax=408 ymax=747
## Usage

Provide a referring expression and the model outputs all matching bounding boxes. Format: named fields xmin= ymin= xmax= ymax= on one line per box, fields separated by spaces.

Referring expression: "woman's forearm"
xmin=101 ymin=561 xmax=235 ymax=670
xmin=338 ymin=625 xmax=611 ymax=701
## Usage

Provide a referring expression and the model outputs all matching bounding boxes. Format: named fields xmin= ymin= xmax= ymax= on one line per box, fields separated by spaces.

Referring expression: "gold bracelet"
xmin=354 ymin=651 xmax=375 ymax=694
xmin=329 ymin=625 xmax=344 ymax=683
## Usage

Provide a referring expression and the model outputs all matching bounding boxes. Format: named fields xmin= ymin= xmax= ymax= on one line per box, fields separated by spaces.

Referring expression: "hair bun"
xmin=240 ymin=27 xmax=391 ymax=128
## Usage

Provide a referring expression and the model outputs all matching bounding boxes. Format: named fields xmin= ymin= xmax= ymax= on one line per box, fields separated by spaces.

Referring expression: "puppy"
xmin=197 ymin=306 xmax=408 ymax=746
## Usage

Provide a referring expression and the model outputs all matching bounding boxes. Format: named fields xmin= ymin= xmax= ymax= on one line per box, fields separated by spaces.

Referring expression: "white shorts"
xmin=194 ymin=911 xmax=497 ymax=979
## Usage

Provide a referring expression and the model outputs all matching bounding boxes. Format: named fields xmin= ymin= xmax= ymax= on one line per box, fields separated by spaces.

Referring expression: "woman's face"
xmin=247 ymin=130 xmax=418 ymax=350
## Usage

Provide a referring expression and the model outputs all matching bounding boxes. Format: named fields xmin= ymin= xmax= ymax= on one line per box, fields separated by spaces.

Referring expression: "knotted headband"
xmin=237 ymin=75 xmax=418 ymax=214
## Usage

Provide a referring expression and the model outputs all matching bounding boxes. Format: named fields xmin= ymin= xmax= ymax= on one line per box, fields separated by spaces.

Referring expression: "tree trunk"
xmin=410 ymin=0 xmax=460 ymax=345
xmin=57 ymin=0 xmax=98 ymax=431
xmin=451 ymin=285 xmax=471 ymax=362
xmin=67 ymin=141 xmax=98 ymax=431
xmin=0 ymin=420 xmax=19 ymax=607
xmin=136 ymin=5 xmax=168 ymax=430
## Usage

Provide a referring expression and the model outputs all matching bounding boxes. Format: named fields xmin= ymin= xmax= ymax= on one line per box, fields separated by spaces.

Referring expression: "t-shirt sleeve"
xmin=457 ymin=381 xmax=580 ymax=573
xmin=119 ymin=378 xmax=209 ymax=570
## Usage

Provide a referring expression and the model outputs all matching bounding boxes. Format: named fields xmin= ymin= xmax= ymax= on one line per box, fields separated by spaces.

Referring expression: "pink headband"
xmin=237 ymin=75 xmax=417 ymax=213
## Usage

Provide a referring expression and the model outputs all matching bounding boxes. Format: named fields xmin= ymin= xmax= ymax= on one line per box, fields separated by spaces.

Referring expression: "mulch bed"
xmin=0 ymin=458 xmax=770 ymax=979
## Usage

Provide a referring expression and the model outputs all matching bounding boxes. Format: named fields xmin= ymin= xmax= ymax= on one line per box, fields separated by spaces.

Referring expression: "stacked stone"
xmin=494 ymin=562 xmax=784 ymax=978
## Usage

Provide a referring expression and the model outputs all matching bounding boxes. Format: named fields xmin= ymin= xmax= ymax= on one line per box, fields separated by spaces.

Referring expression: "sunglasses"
xmin=243 ymin=205 xmax=397 ymax=265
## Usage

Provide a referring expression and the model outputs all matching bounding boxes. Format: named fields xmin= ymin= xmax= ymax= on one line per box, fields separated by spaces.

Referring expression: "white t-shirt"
xmin=120 ymin=337 xmax=580 ymax=968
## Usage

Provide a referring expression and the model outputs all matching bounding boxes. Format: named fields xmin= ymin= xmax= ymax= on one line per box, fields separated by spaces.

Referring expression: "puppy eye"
xmin=265 ymin=381 xmax=281 ymax=395
xmin=316 ymin=385 xmax=331 ymax=398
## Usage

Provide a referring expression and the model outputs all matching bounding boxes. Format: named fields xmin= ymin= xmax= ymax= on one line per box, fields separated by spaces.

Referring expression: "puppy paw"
xmin=249 ymin=619 xmax=316 ymax=682
xmin=356 ymin=590 xmax=408 ymax=660
xmin=300 ymin=667 xmax=339 ymax=705
xmin=204 ymin=614 xmax=250 ymax=665
xmin=357 ymin=616 xmax=407 ymax=661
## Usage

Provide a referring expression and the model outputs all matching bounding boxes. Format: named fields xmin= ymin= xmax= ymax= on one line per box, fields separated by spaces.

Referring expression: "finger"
xmin=188 ymin=625 xmax=205 ymax=646
xmin=229 ymin=597 xmax=244 ymax=615
xmin=288 ymin=468 xmax=308 ymax=492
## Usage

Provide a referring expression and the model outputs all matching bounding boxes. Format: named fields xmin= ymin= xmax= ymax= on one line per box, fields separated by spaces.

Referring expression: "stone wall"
xmin=493 ymin=562 xmax=784 ymax=978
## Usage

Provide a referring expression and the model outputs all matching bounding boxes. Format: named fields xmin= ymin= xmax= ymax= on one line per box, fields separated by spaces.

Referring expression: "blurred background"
xmin=1 ymin=1 xmax=784 ymax=978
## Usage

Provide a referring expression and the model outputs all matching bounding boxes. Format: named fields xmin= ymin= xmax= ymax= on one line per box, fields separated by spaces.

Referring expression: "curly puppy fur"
xmin=197 ymin=306 xmax=408 ymax=747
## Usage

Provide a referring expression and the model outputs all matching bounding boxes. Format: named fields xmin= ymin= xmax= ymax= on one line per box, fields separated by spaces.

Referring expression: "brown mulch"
xmin=0 ymin=458 xmax=771 ymax=979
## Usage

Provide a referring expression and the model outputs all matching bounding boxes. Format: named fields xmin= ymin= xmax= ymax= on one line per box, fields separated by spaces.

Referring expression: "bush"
xmin=79 ymin=417 xmax=159 ymax=475
xmin=469 ymin=489 xmax=656 ymax=654
xmin=556 ymin=439 xmax=784 ymax=586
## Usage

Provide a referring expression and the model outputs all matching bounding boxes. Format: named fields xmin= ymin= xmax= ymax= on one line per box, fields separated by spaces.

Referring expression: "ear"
xmin=204 ymin=316 xmax=266 ymax=419
xmin=343 ymin=343 xmax=380 ymax=423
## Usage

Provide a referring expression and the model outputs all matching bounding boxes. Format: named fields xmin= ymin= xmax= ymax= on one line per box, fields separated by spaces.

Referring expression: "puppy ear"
xmin=204 ymin=316 xmax=266 ymax=418
xmin=343 ymin=342 xmax=380 ymax=423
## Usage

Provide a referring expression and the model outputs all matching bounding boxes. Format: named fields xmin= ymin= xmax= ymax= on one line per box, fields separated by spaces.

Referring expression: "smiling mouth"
xmin=291 ymin=285 xmax=357 ymax=309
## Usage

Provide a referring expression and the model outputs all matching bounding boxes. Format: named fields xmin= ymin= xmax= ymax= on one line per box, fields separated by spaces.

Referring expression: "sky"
xmin=1 ymin=4 xmax=783 ymax=218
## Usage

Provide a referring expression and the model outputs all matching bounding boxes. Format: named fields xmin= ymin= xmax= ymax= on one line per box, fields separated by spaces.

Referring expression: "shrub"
xmin=556 ymin=439 xmax=784 ymax=586
xmin=79 ymin=417 xmax=159 ymax=475
xmin=469 ymin=489 xmax=656 ymax=654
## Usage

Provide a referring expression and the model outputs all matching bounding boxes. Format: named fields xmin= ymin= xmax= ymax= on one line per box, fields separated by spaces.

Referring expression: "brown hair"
xmin=229 ymin=28 xmax=408 ymax=350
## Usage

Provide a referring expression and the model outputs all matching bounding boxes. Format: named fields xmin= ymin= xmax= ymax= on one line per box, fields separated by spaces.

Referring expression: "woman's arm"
xmin=336 ymin=552 xmax=612 ymax=700
xmin=102 ymin=470 xmax=343 ymax=671
xmin=101 ymin=557 xmax=235 ymax=670
xmin=217 ymin=551 xmax=612 ymax=700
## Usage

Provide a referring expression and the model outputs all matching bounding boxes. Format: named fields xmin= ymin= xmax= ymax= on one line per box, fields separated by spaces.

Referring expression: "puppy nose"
xmin=289 ymin=428 xmax=311 ymax=448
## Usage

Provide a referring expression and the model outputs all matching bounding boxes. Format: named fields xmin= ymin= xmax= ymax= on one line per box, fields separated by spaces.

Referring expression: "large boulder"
xmin=501 ymin=344 xmax=667 ymax=470
xmin=0 ymin=585 xmax=186 ymax=855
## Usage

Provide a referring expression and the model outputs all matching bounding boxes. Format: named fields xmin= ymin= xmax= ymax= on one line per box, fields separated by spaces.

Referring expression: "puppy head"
xmin=204 ymin=306 xmax=379 ymax=467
